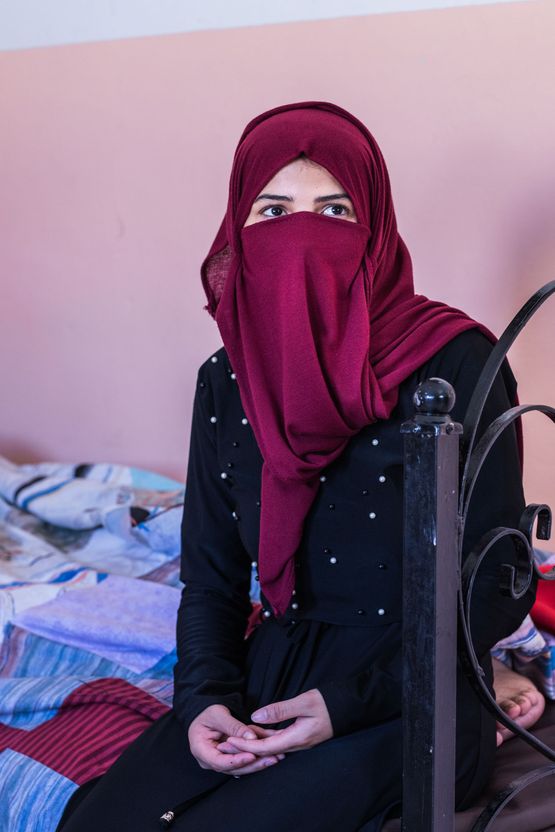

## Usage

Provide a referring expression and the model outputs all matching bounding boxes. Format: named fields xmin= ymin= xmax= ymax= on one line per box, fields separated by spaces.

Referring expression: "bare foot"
xmin=493 ymin=657 xmax=546 ymax=746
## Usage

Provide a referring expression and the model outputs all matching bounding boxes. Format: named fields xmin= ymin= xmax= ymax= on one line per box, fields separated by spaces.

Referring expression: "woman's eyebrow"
xmin=253 ymin=192 xmax=351 ymax=203
xmin=313 ymin=193 xmax=350 ymax=203
xmin=254 ymin=193 xmax=294 ymax=202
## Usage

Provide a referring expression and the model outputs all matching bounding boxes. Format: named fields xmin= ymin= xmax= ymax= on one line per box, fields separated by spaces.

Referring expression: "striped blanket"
xmin=0 ymin=455 xmax=553 ymax=831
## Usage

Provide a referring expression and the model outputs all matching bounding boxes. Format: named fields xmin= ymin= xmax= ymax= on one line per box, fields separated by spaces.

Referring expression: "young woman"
xmin=57 ymin=102 xmax=538 ymax=831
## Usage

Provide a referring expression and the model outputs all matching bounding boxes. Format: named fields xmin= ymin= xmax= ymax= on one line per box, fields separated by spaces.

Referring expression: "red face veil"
xmin=202 ymin=102 xmax=484 ymax=616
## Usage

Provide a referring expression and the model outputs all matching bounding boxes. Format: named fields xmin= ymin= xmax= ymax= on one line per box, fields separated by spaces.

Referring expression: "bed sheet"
xmin=0 ymin=457 xmax=183 ymax=832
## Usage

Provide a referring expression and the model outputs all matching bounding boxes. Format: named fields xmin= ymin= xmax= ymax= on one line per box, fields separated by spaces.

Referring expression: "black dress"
xmin=57 ymin=330 xmax=534 ymax=832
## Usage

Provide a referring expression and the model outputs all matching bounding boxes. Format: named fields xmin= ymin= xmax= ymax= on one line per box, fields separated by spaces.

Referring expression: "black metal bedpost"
xmin=401 ymin=378 xmax=462 ymax=831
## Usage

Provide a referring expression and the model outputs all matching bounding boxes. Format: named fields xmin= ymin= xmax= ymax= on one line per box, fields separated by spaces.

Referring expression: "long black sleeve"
xmin=438 ymin=331 xmax=534 ymax=657
xmin=172 ymin=363 xmax=253 ymax=732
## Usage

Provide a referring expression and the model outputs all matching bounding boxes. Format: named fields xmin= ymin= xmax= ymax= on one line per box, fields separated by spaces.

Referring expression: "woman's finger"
xmin=250 ymin=689 xmax=324 ymax=725
xmin=208 ymin=710 xmax=254 ymax=739
xmin=216 ymin=725 xmax=279 ymax=753
xmin=225 ymin=755 xmax=284 ymax=776
xmin=224 ymin=725 xmax=301 ymax=756
xmin=249 ymin=725 xmax=278 ymax=737
xmin=191 ymin=743 xmax=257 ymax=772
xmin=251 ymin=695 xmax=304 ymax=725
xmin=216 ymin=740 xmax=241 ymax=754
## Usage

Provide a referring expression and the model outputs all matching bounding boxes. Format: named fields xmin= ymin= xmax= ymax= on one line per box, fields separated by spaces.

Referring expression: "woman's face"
xmin=243 ymin=157 xmax=357 ymax=227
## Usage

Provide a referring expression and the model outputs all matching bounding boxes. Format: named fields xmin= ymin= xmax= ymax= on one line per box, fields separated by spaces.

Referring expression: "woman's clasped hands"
xmin=188 ymin=688 xmax=333 ymax=777
xmin=188 ymin=703 xmax=283 ymax=776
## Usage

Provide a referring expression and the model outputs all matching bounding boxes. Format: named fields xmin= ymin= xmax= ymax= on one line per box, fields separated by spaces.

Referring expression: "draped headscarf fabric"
xmin=201 ymin=101 xmax=489 ymax=617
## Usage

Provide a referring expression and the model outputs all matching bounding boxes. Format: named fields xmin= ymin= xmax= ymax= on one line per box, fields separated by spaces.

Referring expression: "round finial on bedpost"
xmin=414 ymin=378 xmax=456 ymax=416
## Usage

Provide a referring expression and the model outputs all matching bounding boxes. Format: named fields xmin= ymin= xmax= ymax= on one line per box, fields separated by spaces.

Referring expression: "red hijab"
xmin=202 ymin=102 xmax=486 ymax=616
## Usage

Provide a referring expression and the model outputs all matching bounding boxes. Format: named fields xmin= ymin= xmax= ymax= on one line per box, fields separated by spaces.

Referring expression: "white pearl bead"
xmin=210 ymin=355 xmax=218 ymax=363
xmin=291 ymin=602 xmax=299 ymax=610
xmin=220 ymin=472 xmax=228 ymax=479
xmin=241 ymin=417 xmax=248 ymax=425
xmin=329 ymin=556 xmax=337 ymax=564
xmin=378 ymin=475 xmax=386 ymax=483
xmin=210 ymin=416 xmax=217 ymax=424
xmin=369 ymin=512 xmax=377 ymax=520
xmin=319 ymin=475 xmax=327 ymax=482
xmin=372 ymin=439 xmax=379 ymax=446
xmin=232 ymin=511 xmax=237 ymax=519
xmin=378 ymin=608 xmax=385 ymax=616
xmin=251 ymin=561 xmax=257 ymax=568
xmin=263 ymin=610 xmax=271 ymax=618
xmin=230 ymin=373 xmax=236 ymax=380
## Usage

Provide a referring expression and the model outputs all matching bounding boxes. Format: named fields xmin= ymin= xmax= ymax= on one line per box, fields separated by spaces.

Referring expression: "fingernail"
xmin=263 ymin=759 xmax=277 ymax=767
xmin=277 ymin=754 xmax=285 ymax=760
xmin=252 ymin=709 xmax=267 ymax=721
xmin=243 ymin=730 xmax=256 ymax=739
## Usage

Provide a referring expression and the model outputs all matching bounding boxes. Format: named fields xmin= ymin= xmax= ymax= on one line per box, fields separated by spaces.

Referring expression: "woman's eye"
xmin=322 ymin=204 xmax=350 ymax=217
xmin=261 ymin=205 xmax=287 ymax=218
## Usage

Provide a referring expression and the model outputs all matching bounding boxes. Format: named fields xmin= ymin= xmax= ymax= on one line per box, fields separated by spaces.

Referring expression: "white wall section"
xmin=0 ymin=0 xmax=537 ymax=51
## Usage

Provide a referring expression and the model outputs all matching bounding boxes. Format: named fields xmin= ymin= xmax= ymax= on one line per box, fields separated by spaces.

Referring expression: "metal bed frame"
xmin=401 ymin=281 xmax=555 ymax=831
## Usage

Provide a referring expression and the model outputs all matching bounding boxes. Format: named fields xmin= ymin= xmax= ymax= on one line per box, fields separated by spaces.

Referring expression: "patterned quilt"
xmin=0 ymin=457 xmax=183 ymax=831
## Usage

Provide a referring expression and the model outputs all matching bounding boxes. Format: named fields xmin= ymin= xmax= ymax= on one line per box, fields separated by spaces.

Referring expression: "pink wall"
xmin=1 ymin=0 xmax=554 ymax=514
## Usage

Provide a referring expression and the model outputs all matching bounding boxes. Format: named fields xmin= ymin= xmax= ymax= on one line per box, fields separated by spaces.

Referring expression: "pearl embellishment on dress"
xmin=210 ymin=416 xmax=217 ymax=424
xmin=369 ymin=512 xmax=377 ymax=520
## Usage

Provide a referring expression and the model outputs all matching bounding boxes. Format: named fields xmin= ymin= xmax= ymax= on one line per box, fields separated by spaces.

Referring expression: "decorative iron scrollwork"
xmin=455 ymin=281 xmax=555 ymax=829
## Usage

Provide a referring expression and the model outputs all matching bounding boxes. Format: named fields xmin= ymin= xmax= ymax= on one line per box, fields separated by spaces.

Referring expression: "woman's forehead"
xmin=258 ymin=157 xmax=346 ymax=196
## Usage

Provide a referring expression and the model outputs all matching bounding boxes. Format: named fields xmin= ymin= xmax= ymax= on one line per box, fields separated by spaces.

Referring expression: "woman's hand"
xmin=188 ymin=704 xmax=283 ymax=775
xmin=217 ymin=688 xmax=333 ymax=757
